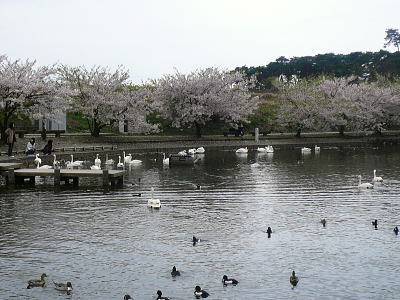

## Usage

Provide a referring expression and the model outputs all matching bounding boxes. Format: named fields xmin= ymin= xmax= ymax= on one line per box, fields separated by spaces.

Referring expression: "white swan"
xmin=196 ymin=147 xmax=205 ymax=154
xmin=94 ymin=154 xmax=101 ymax=167
xmin=123 ymin=151 xmax=131 ymax=163
xmin=117 ymin=156 xmax=124 ymax=168
xmin=257 ymin=147 xmax=267 ymax=152
xmin=34 ymin=154 xmax=41 ymax=165
xmin=236 ymin=147 xmax=248 ymax=153
xmin=301 ymin=147 xmax=312 ymax=153
xmin=53 ymin=154 xmax=60 ymax=168
xmin=266 ymin=145 xmax=274 ymax=153
xmin=358 ymin=175 xmax=373 ymax=189
xmin=127 ymin=157 xmax=142 ymax=166
xmin=178 ymin=150 xmax=187 ymax=156
xmin=188 ymin=148 xmax=197 ymax=155
xmin=373 ymin=169 xmax=383 ymax=182
xmin=105 ymin=154 xmax=114 ymax=165
xmin=147 ymin=187 xmax=161 ymax=209
xmin=66 ymin=154 xmax=83 ymax=168
xmin=162 ymin=153 xmax=170 ymax=166
xmin=90 ymin=165 xmax=101 ymax=170
xmin=314 ymin=145 xmax=320 ymax=152
xmin=36 ymin=160 xmax=52 ymax=169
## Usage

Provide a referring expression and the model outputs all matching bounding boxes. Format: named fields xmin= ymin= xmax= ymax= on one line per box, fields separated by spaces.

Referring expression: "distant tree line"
xmin=236 ymin=50 xmax=400 ymax=92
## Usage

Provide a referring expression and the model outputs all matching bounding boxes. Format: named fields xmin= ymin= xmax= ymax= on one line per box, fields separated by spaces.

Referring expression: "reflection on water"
xmin=1 ymin=146 xmax=400 ymax=299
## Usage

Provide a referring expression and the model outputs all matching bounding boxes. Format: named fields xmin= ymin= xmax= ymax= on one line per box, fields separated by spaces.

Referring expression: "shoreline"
xmin=1 ymin=133 xmax=399 ymax=165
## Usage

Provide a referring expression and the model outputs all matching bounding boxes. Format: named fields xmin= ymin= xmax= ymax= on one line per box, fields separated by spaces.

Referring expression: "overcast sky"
xmin=1 ymin=0 xmax=399 ymax=83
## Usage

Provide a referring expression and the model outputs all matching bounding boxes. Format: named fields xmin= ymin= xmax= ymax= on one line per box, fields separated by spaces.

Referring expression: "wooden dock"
xmin=3 ymin=167 xmax=125 ymax=187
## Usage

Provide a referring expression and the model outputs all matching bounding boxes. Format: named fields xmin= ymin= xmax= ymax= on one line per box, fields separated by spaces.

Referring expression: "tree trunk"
xmin=295 ymin=128 xmax=301 ymax=138
xmin=194 ymin=122 xmax=202 ymax=138
xmin=339 ymin=125 xmax=345 ymax=136
xmin=91 ymin=122 xmax=101 ymax=137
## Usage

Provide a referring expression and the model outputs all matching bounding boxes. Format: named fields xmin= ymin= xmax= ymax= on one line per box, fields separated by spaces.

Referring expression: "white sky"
xmin=0 ymin=0 xmax=399 ymax=83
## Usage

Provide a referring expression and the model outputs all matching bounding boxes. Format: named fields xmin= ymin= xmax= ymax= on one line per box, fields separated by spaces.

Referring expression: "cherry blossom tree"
xmin=276 ymin=79 xmax=327 ymax=137
xmin=0 ymin=56 xmax=69 ymax=141
xmin=59 ymin=65 xmax=157 ymax=137
xmin=151 ymin=68 xmax=259 ymax=137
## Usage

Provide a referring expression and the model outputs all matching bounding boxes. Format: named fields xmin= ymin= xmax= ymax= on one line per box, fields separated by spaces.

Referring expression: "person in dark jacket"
xmin=42 ymin=140 xmax=53 ymax=155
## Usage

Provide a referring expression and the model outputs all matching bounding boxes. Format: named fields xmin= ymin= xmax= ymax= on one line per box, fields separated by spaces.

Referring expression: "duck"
xmin=156 ymin=290 xmax=169 ymax=300
xmin=27 ymin=273 xmax=47 ymax=289
xmin=193 ymin=236 xmax=200 ymax=245
xmin=53 ymin=280 xmax=73 ymax=292
xmin=196 ymin=147 xmax=205 ymax=154
xmin=301 ymin=147 xmax=312 ymax=153
xmin=171 ymin=266 xmax=181 ymax=277
xmin=94 ymin=154 xmax=101 ymax=167
xmin=117 ymin=156 xmax=124 ymax=168
xmin=162 ymin=153 xmax=170 ymax=166
xmin=235 ymin=147 xmax=248 ymax=153
xmin=373 ymin=169 xmax=383 ymax=182
xmin=124 ymin=295 xmax=133 ymax=300
xmin=147 ymin=187 xmax=161 ymax=209
xmin=394 ymin=226 xmax=399 ymax=235
xmin=105 ymin=154 xmax=114 ymax=165
xmin=372 ymin=219 xmax=378 ymax=227
xmin=123 ymin=151 xmax=131 ymax=163
xmin=267 ymin=226 xmax=272 ymax=238
xmin=194 ymin=285 xmax=209 ymax=298
xmin=34 ymin=154 xmax=41 ymax=165
xmin=320 ymin=219 xmax=326 ymax=227
xmin=314 ymin=145 xmax=320 ymax=152
xmin=358 ymin=175 xmax=373 ymax=189
xmin=290 ymin=271 xmax=299 ymax=287
xmin=222 ymin=275 xmax=238 ymax=285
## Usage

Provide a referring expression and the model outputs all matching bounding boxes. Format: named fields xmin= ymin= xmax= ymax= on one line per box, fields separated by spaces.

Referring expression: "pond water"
xmin=1 ymin=146 xmax=400 ymax=299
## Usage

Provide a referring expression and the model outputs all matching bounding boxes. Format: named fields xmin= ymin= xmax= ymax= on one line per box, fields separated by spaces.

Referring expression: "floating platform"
xmin=3 ymin=168 xmax=125 ymax=187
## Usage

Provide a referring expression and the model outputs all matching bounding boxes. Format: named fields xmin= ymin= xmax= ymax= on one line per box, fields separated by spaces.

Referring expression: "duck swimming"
xmin=53 ymin=280 xmax=73 ymax=292
xmin=193 ymin=236 xmax=199 ymax=245
xmin=290 ymin=271 xmax=299 ymax=287
xmin=27 ymin=273 xmax=47 ymax=289
xmin=372 ymin=219 xmax=378 ymax=228
xmin=156 ymin=290 xmax=169 ymax=300
xmin=320 ymin=219 xmax=326 ymax=227
xmin=394 ymin=226 xmax=399 ymax=235
xmin=194 ymin=285 xmax=209 ymax=298
xmin=267 ymin=226 xmax=272 ymax=238
xmin=171 ymin=266 xmax=181 ymax=277
xmin=124 ymin=295 xmax=133 ymax=300
xmin=222 ymin=275 xmax=238 ymax=285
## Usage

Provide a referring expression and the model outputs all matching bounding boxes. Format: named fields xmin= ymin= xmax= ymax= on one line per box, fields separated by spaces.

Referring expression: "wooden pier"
xmin=0 ymin=163 xmax=125 ymax=187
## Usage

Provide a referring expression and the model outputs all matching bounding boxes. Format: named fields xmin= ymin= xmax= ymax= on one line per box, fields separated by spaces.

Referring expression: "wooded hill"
xmin=235 ymin=50 xmax=400 ymax=91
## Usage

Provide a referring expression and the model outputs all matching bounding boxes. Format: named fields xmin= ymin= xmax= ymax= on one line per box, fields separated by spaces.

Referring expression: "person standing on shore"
xmin=4 ymin=122 xmax=16 ymax=157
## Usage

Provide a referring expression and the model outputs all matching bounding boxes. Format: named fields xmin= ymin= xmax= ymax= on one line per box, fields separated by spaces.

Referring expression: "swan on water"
xmin=196 ymin=147 xmax=205 ymax=153
xmin=188 ymin=148 xmax=197 ymax=155
xmin=314 ymin=145 xmax=320 ymax=152
xmin=178 ymin=150 xmax=187 ymax=156
xmin=236 ymin=147 xmax=248 ymax=153
xmin=162 ymin=153 xmax=170 ymax=166
xmin=105 ymin=154 xmax=114 ymax=165
xmin=358 ymin=175 xmax=373 ymax=189
xmin=301 ymin=147 xmax=312 ymax=153
xmin=147 ymin=187 xmax=161 ymax=209
xmin=373 ymin=169 xmax=383 ymax=182
xmin=123 ymin=151 xmax=131 ymax=163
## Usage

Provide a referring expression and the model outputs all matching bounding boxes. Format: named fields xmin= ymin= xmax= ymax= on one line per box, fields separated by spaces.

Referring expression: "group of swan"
xmin=257 ymin=145 xmax=274 ymax=153
xmin=358 ymin=170 xmax=383 ymax=189
xmin=301 ymin=145 xmax=320 ymax=153
xmin=34 ymin=154 xmax=60 ymax=169
xmin=178 ymin=147 xmax=205 ymax=156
